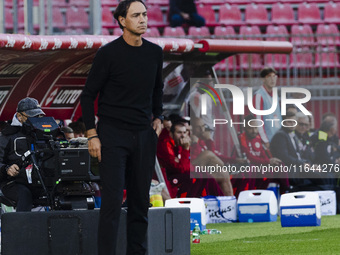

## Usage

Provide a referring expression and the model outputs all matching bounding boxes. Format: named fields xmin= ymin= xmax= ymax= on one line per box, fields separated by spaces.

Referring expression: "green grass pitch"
xmin=191 ymin=215 xmax=340 ymax=255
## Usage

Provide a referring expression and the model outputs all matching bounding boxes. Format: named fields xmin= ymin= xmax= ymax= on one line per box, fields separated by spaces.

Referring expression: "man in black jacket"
xmin=0 ymin=97 xmax=45 ymax=211
xmin=169 ymin=0 xmax=205 ymax=27
xmin=80 ymin=1 xmax=164 ymax=254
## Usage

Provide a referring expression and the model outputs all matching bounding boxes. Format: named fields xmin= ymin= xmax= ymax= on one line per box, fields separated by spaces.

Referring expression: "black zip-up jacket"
xmin=0 ymin=125 xmax=30 ymax=188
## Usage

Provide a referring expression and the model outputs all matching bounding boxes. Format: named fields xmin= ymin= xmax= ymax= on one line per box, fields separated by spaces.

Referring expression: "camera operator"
xmin=0 ymin=97 xmax=45 ymax=211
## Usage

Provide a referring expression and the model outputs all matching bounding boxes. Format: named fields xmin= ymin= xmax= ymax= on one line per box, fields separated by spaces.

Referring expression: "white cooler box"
xmin=165 ymin=198 xmax=206 ymax=231
xmin=280 ymin=192 xmax=321 ymax=227
xmin=237 ymin=190 xmax=278 ymax=222
xmin=203 ymin=196 xmax=237 ymax=223
xmin=315 ymin=190 xmax=337 ymax=216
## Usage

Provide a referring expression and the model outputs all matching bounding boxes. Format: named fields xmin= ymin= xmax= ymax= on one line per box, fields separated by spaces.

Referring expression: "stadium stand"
xmin=219 ymin=4 xmax=244 ymax=27
xmin=143 ymin=27 xmax=161 ymax=37
xmin=289 ymin=47 xmax=313 ymax=69
xmin=297 ymin=2 xmax=323 ymax=25
xmin=291 ymin=24 xmax=314 ymax=46
xmin=188 ymin=26 xmax=211 ymax=39
xmin=214 ymin=26 xmax=237 ymax=39
xmin=146 ymin=0 xmax=169 ymax=6
xmin=102 ymin=6 xmax=116 ymax=29
xmin=101 ymin=0 xmax=119 ymax=7
xmin=271 ymin=3 xmax=297 ymax=26
xmin=315 ymin=46 xmax=340 ymax=69
xmin=113 ymin=28 xmax=123 ymax=36
xmin=316 ymin=24 xmax=340 ymax=46
xmin=69 ymin=0 xmax=89 ymax=7
xmin=196 ymin=4 xmax=218 ymax=27
xmin=5 ymin=7 xmax=13 ymax=31
xmin=239 ymin=26 xmax=263 ymax=70
xmin=324 ymin=2 xmax=340 ymax=24
xmin=163 ymin=27 xmax=186 ymax=37
xmin=245 ymin=3 xmax=271 ymax=26
xmin=66 ymin=6 xmax=90 ymax=30
xmin=266 ymin=25 xmax=289 ymax=41
xmin=147 ymin=5 xmax=168 ymax=28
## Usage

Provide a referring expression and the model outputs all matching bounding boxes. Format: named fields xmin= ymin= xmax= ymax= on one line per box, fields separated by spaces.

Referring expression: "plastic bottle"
xmin=192 ymin=223 xmax=201 ymax=243
xmin=210 ymin=229 xmax=221 ymax=234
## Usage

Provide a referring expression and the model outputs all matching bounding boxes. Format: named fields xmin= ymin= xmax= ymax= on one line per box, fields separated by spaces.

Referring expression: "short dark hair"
xmin=320 ymin=116 xmax=336 ymax=132
xmin=244 ymin=114 xmax=255 ymax=124
xmin=68 ymin=121 xmax=86 ymax=135
xmin=114 ymin=0 xmax=147 ymax=30
xmin=260 ymin=66 xmax=277 ymax=78
xmin=61 ymin=126 xmax=74 ymax=134
xmin=170 ymin=121 xmax=186 ymax=134
xmin=283 ymin=111 xmax=296 ymax=120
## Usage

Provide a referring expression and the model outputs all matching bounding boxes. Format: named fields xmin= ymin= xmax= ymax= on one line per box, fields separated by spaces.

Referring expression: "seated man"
xmin=0 ymin=97 xmax=45 ymax=211
xmin=169 ymin=0 xmax=205 ymax=27
xmin=157 ymin=121 xmax=223 ymax=198
xmin=239 ymin=114 xmax=288 ymax=194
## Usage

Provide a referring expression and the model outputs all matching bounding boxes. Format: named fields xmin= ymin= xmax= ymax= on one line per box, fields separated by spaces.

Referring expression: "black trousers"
xmin=97 ymin=122 xmax=157 ymax=255
xmin=1 ymin=182 xmax=37 ymax=211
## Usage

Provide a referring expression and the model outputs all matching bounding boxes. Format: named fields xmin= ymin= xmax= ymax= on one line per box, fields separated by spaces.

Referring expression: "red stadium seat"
xmin=245 ymin=3 xmax=270 ymax=26
xmin=147 ymin=0 xmax=169 ymax=6
xmin=297 ymin=2 xmax=322 ymax=25
xmin=46 ymin=7 xmax=66 ymax=29
xmin=196 ymin=0 xmax=224 ymax=4
xmin=271 ymin=3 xmax=297 ymax=26
xmin=101 ymin=0 xmax=119 ymax=7
xmin=316 ymin=24 xmax=340 ymax=46
xmin=289 ymin=47 xmax=313 ymax=69
xmin=266 ymin=25 xmax=289 ymax=41
xmin=277 ymin=0 xmax=303 ymax=3
xmin=265 ymin=54 xmax=288 ymax=70
xmin=143 ymin=27 xmax=160 ymax=37
xmin=214 ymin=26 xmax=236 ymax=39
xmin=227 ymin=0 xmax=251 ymax=4
xmin=113 ymin=28 xmax=123 ymax=36
xmin=66 ymin=6 xmax=90 ymax=29
xmin=252 ymin=0 xmax=276 ymax=3
xmin=239 ymin=26 xmax=263 ymax=70
xmin=219 ymin=4 xmax=244 ymax=27
xmin=188 ymin=26 xmax=210 ymax=39
xmin=102 ymin=6 xmax=116 ymax=29
xmin=291 ymin=24 xmax=314 ymax=46
xmin=163 ymin=27 xmax=186 ymax=37
xmin=147 ymin=5 xmax=167 ymax=28
xmin=315 ymin=46 xmax=340 ymax=69
xmin=196 ymin=4 xmax=218 ymax=27
xmin=324 ymin=2 xmax=340 ymax=24
xmin=68 ymin=0 xmax=89 ymax=7
xmin=5 ymin=0 xmax=12 ymax=7
xmin=5 ymin=7 xmax=13 ymax=30
xmin=101 ymin=28 xmax=111 ymax=35
xmin=214 ymin=57 xmax=239 ymax=72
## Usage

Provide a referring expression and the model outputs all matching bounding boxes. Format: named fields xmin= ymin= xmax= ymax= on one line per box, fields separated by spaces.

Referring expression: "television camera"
xmin=22 ymin=117 xmax=100 ymax=210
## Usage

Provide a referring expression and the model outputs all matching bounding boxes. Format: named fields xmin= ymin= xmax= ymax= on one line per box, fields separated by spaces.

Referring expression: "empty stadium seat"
xmin=226 ymin=0 xmax=251 ymax=4
xmin=219 ymin=4 xmax=244 ymax=27
xmin=46 ymin=7 xmax=66 ymax=30
xmin=214 ymin=26 xmax=236 ymax=39
xmin=163 ymin=27 xmax=186 ymax=37
xmin=291 ymin=24 xmax=314 ymax=46
xmin=253 ymin=0 xmax=277 ymax=3
xmin=68 ymin=0 xmax=89 ymax=7
xmin=5 ymin=0 xmax=12 ymax=7
xmin=66 ymin=6 xmax=90 ymax=29
xmin=316 ymin=24 xmax=340 ymax=46
xmin=315 ymin=46 xmax=340 ymax=69
xmin=101 ymin=0 xmax=119 ymax=7
xmin=324 ymin=2 xmax=340 ymax=24
xmin=265 ymin=54 xmax=288 ymax=69
xmin=113 ymin=28 xmax=123 ymax=36
xmin=102 ymin=6 xmax=116 ymax=28
xmin=147 ymin=5 xmax=167 ymax=28
xmin=101 ymin=28 xmax=111 ymax=35
xmin=266 ymin=25 xmax=289 ymax=41
xmin=297 ymin=2 xmax=322 ymax=25
xmin=239 ymin=26 xmax=263 ymax=70
xmin=214 ymin=57 xmax=239 ymax=72
xmin=5 ymin=7 xmax=13 ymax=30
xmin=196 ymin=4 xmax=218 ymax=27
xmin=147 ymin=0 xmax=169 ymax=6
xmin=245 ymin=3 xmax=270 ymax=26
xmin=271 ymin=3 xmax=296 ymax=26
xmin=289 ymin=47 xmax=313 ymax=69
xmin=143 ymin=27 xmax=160 ymax=37
xmin=188 ymin=26 xmax=210 ymax=39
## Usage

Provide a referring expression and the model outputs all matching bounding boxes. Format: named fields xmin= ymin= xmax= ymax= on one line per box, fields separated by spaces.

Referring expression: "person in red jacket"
xmin=239 ymin=114 xmax=289 ymax=193
xmin=157 ymin=121 xmax=223 ymax=198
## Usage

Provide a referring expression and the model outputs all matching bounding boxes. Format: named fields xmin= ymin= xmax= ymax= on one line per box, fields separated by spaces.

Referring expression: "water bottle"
xmin=210 ymin=229 xmax=222 ymax=234
xmin=192 ymin=223 xmax=201 ymax=243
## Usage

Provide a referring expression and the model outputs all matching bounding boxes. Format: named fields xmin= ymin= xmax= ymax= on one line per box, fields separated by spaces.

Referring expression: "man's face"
xmin=263 ymin=72 xmax=277 ymax=90
xmin=192 ymin=118 xmax=205 ymax=137
xmin=120 ymin=2 xmax=147 ymax=35
xmin=172 ymin=125 xmax=187 ymax=146
xmin=245 ymin=125 xmax=258 ymax=139
xmin=65 ymin=132 xmax=75 ymax=140
xmin=296 ymin=117 xmax=309 ymax=135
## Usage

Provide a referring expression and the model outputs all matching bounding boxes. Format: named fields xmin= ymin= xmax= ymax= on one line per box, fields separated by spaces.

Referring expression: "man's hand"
xmin=269 ymin=157 xmax=282 ymax=166
xmin=180 ymin=12 xmax=190 ymax=20
xmin=7 ymin=164 xmax=20 ymax=177
xmin=87 ymin=128 xmax=102 ymax=162
xmin=179 ymin=136 xmax=191 ymax=150
xmin=152 ymin=118 xmax=162 ymax=137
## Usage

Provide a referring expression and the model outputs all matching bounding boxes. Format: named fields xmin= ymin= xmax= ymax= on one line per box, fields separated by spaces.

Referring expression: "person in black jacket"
xmin=80 ymin=1 xmax=164 ymax=254
xmin=0 ymin=97 xmax=45 ymax=211
xmin=169 ymin=0 xmax=205 ymax=27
